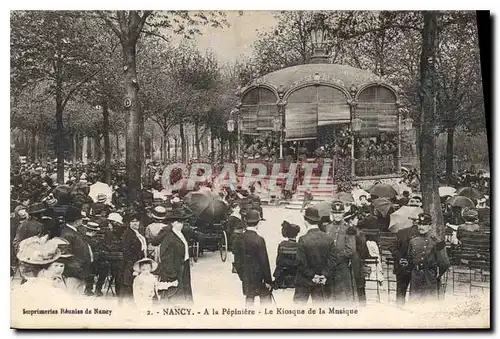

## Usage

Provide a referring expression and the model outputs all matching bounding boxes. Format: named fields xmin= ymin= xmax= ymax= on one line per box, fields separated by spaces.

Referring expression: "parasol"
xmin=184 ymin=190 xmax=229 ymax=224
xmin=389 ymin=205 xmax=423 ymax=233
xmin=439 ymin=186 xmax=457 ymax=197
xmin=457 ymin=187 xmax=483 ymax=201
xmin=372 ymin=198 xmax=394 ymax=217
xmin=446 ymin=195 xmax=475 ymax=209
xmin=332 ymin=192 xmax=354 ymax=204
xmin=89 ymin=182 xmax=113 ymax=204
xmin=368 ymin=183 xmax=398 ymax=199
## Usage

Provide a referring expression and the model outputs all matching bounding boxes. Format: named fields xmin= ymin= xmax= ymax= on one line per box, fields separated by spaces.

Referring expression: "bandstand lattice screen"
xmin=285 ymin=85 xmax=350 ymax=140
xmin=240 ymin=87 xmax=279 ymax=135
xmin=356 ymin=85 xmax=398 ymax=136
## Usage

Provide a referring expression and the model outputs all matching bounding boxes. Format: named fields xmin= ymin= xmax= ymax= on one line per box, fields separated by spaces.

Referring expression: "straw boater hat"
xmin=17 ymin=235 xmax=63 ymax=265
xmin=151 ymin=206 xmax=168 ymax=220
xmin=83 ymin=221 xmax=101 ymax=232
xmin=133 ymin=257 xmax=158 ymax=273
xmin=96 ymin=193 xmax=107 ymax=203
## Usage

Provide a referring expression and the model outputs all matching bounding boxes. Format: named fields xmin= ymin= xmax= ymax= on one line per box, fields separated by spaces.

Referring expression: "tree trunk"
xmin=419 ymin=11 xmax=444 ymax=239
xmin=174 ymin=137 xmax=178 ymax=161
xmin=180 ymin=123 xmax=186 ymax=163
xmin=55 ymin=97 xmax=65 ymax=183
xmin=30 ymin=130 xmax=37 ymax=163
xmin=94 ymin=136 xmax=102 ymax=161
xmin=220 ymin=137 xmax=225 ymax=162
xmin=102 ymin=103 xmax=112 ymax=184
xmin=122 ymin=42 xmax=142 ymax=201
xmin=445 ymin=126 xmax=455 ymax=185
xmin=195 ymin=123 xmax=200 ymax=158
xmin=163 ymin=129 xmax=168 ymax=162
xmin=82 ymin=136 xmax=88 ymax=164
xmin=72 ymin=133 xmax=77 ymax=165
xmin=210 ymin=129 xmax=215 ymax=163
xmin=167 ymin=137 xmax=170 ymax=160
xmin=115 ymin=133 xmax=120 ymax=160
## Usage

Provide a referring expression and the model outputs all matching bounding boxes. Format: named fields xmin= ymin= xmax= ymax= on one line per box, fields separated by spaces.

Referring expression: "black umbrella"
xmin=184 ymin=191 xmax=229 ymax=224
xmin=368 ymin=183 xmax=398 ymax=199
xmin=457 ymin=187 xmax=483 ymax=201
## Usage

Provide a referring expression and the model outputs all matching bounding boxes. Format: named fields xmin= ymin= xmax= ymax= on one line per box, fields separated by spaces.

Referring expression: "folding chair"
xmin=469 ymin=259 xmax=490 ymax=293
xmin=105 ymin=274 xmax=116 ymax=297
xmin=364 ymin=257 xmax=382 ymax=302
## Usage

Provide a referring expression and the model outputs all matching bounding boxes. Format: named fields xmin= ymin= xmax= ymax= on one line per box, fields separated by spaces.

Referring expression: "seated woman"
xmin=273 ymin=221 xmax=300 ymax=290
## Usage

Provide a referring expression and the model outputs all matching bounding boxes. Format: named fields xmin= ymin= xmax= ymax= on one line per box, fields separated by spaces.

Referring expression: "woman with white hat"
xmin=12 ymin=236 xmax=74 ymax=306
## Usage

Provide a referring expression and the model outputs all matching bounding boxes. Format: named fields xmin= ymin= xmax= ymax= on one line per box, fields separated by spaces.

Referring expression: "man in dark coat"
xmin=60 ymin=206 xmax=94 ymax=295
xmin=233 ymin=210 xmax=273 ymax=305
xmin=391 ymin=221 xmax=419 ymax=306
xmin=293 ymin=207 xmax=336 ymax=304
xmin=151 ymin=208 xmax=194 ymax=304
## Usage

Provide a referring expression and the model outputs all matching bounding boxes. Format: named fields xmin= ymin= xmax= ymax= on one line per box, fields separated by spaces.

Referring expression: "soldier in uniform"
xmin=408 ymin=213 xmax=450 ymax=301
xmin=324 ymin=201 xmax=356 ymax=302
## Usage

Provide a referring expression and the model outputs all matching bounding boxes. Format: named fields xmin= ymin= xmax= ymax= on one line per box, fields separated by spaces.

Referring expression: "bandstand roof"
xmin=256 ymin=63 xmax=382 ymax=91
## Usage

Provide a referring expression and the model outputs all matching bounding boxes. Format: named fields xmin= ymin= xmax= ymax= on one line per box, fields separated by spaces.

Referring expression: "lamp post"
xmin=309 ymin=13 xmax=329 ymax=64
xmin=227 ymin=107 xmax=241 ymax=172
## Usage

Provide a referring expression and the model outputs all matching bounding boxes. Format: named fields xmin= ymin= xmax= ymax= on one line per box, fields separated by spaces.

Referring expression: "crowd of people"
xmin=10 ymin=156 xmax=490 ymax=309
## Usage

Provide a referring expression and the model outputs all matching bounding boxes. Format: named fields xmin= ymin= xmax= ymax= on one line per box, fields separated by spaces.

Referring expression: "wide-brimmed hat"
xmin=17 ymin=235 xmax=63 ymax=265
xmin=133 ymin=257 xmax=158 ymax=273
xmin=107 ymin=212 xmax=123 ymax=225
xmin=166 ymin=207 xmax=193 ymax=222
xmin=304 ymin=207 xmax=322 ymax=224
xmin=96 ymin=193 xmax=107 ymax=203
xmin=83 ymin=221 xmax=101 ymax=231
xmin=152 ymin=206 xmax=168 ymax=220
xmin=245 ymin=209 xmax=261 ymax=225
xmin=27 ymin=202 xmax=47 ymax=215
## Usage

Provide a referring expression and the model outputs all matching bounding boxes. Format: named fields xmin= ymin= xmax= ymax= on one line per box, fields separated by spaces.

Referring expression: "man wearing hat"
xmin=476 ymin=197 xmax=490 ymax=225
xmin=151 ymin=207 xmax=194 ymax=304
xmin=457 ymin=208 xmax=482 ymax=242
xmin=391 ymin=217 xmax=419 ymax=306
xmin=60 ymin=206 xmax=95 ymax=295
xmin=90 ymin=193 xmax=111 ymax=217
xmin=408 ymin=213 xmax=450 ymax=300
xmin=145 ymin=206 xmax=169 ymax=261
xmin=13 ymin=203 xmax=46 ymax=253
xmin=83 ymin=220 xmax=110 ymax=297
xmin=293 ymin=207 xmax=336 ymax=304
xmin=104 ymin=212 xmax=126 ymax=296
xmin=232 ymin=209 xmax=273 ymax=305
xmin=324 ymin=200 xmax=356 ymax=302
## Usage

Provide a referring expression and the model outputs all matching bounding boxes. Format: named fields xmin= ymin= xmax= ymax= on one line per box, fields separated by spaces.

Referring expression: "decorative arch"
xmin=284 ymin=83 xmax=352 ymax=140
xmin=354 ymin=83 xmax=399 ymax=137
xmin=239 ymin=85 xmax=280 ymax=135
